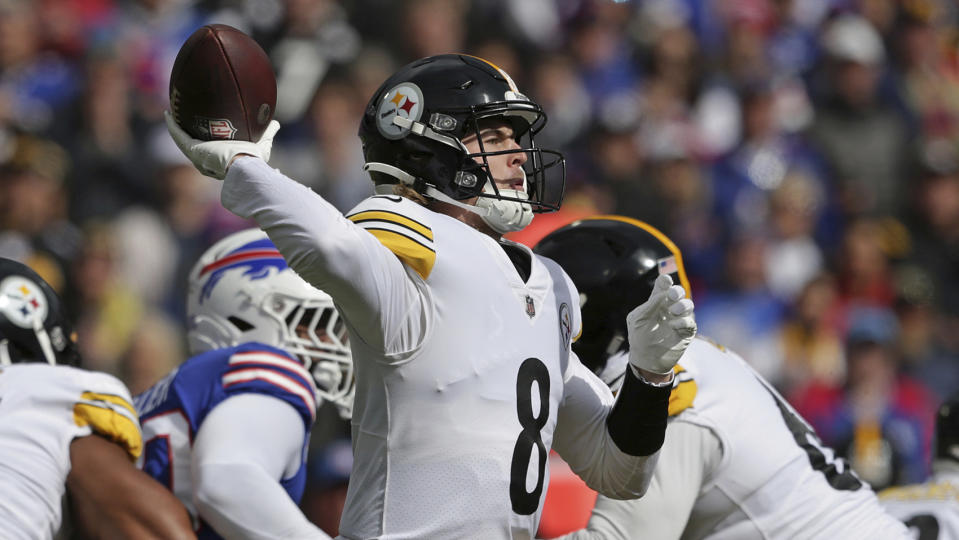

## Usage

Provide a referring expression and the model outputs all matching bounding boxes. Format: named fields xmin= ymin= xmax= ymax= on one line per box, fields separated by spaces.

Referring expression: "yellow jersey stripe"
xmin=365 ymin=228 xmax=436 ymax=280
xmin=667 ymin=365 xmax=697 ymax=417
xmin=80 ymin=391 xmax=138 ymax=419
xmin=74 ymin=403 xmax=143 ymax=461
xmin=348 ymin=210 xmax=433 ymax=242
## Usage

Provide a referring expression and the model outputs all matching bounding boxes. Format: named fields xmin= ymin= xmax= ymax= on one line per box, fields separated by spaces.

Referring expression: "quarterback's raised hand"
xmin=164 ymin=110 xmax=280 ymax=180
xmin=626 ymin=274 xmax=697 ymax=376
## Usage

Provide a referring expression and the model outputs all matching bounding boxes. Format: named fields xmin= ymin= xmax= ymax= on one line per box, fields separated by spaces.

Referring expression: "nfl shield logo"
xmin=208 ymin=119 xmax=237 ymax=139
xmin=525 ymin=295 xmax=535 ymax=318
xmin=195 ymin=117 xmax=238 ymax=140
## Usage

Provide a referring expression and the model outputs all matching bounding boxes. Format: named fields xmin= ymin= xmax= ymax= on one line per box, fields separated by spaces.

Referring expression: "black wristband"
xmin=606 ymin=367 xmax=672 ymax=456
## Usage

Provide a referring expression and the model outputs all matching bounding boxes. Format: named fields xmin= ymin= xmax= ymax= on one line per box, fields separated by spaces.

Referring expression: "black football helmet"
xmin=935 ymin=393 xmax=959 ymax=465
xmin=358 ymin=54 xmax=565 ymax=212
xmin=534 ymin=216 xmax=691 ymax=374
xmin=0 ymin=258 xmax=79 ymax=366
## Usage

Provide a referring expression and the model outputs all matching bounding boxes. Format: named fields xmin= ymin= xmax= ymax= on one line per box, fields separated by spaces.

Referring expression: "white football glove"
xmin=627 ymin=274 xmax=697 ymax=375
xmin=164 ymin=110 xmax=280 ymax=180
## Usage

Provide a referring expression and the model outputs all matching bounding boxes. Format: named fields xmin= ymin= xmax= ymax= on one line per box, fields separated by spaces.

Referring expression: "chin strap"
xmin=392 ymin=116 xmax=466 ymax=152
xmin=365 ymin=162 xmax=491 ymax=217
xmin=475 ymin=171 xmax=533 ymax=233
xmin=475 ymin=189 xmax=533 ymax=234
xmin=363 ymin=162 xmax=533 ymax=234
xmin=33 ymin=316 xmax=57 ymax=365
xmin=364 ymin=162 xmax=417 ymax=187
xmin=0 ymin=329 xmax=57 ymax=365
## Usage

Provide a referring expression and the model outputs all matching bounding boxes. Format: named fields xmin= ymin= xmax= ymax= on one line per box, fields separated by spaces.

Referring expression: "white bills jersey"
xmin=561 ymin=337 xmax=911 ymax=540
xmin=880 ymin=470 xmax=959 ymax=539
xmin=222 ymin=161 xmax=658 ymax=540
xmin=0 ymin=363 xmax=141 ymax=539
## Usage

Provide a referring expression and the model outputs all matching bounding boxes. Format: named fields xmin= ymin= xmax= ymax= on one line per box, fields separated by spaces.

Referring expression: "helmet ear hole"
xmin=227 ymin=316 xmax=254 ymax=332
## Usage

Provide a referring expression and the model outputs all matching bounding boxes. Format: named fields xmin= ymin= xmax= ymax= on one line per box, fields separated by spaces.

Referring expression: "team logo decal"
xmin=198 ymin=238 xmax=288 ymax=302
xmin=194 ymin=117 xmax=238 ymax=140
xmin=559 ymin=303 xmax=571 ymax=348
xmin=376 ymin=82 xmax=424 ymax=140
xmin=0 ymin=276 xmax=48 ymax=329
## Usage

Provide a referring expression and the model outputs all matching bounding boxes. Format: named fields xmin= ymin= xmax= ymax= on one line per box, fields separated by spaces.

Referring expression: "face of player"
xmin=293 ymin=307 xmax=346 ymax=347
xmin=460 ymin=119 xmax=528 ymax=195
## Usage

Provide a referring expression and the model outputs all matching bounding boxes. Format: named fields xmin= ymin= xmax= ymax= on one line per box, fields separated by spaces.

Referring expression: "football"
xmin=169 ymin=24 xmax=276 ymax=142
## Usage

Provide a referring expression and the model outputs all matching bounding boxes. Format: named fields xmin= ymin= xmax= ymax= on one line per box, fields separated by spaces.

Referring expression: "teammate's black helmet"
xmin=0 ymin=257 xmax=79 ymax=366
xmin=534 ymin=216 xmax=690 ymax=373
xmin=935 ymin=393 xmax=959 ymax=464
xmin=358 ymin=54 xmax=565 ymax=211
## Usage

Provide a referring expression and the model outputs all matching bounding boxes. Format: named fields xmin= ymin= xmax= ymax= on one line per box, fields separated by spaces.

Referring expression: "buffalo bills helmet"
xmin=358 ymin=54 xmax=565 ymax=222
xmin=0 ymin=257 xmax=80 ymax=366
xmin=534 ymin=216 xmax=691 ymax=374
xmin=187 ymin=229 xmax=354 ymax=418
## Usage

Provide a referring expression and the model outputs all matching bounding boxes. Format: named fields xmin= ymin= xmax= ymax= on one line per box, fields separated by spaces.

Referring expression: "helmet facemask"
xmin=462 ymin=112 xmax=564 ymax=233
xmin=265 ymin=292 xmax=354 ymax=420
xmin=461 ymin=106 xmax=565 ymax=208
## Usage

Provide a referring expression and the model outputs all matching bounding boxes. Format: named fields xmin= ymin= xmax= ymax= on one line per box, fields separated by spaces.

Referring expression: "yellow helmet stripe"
xmin=462 ymin=54 xmax=519 ymax=93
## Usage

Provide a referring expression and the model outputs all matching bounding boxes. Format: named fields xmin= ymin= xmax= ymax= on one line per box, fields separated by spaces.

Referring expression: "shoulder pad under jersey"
xmin=668 ymin=364 xmax=697 ymax=417
xmin=346 ymin=196 xmax=436 ymax=279
xmin=219 ymin=343 xmax=318 ymax=427
xmin=69 ymin=368 xmax=143 ymax=461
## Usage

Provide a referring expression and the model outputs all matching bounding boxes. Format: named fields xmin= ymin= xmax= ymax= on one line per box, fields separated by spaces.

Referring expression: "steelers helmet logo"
xmin=0 ymin=276 xmax=48 ymax=329
xmin=559 ymin=303 xmax=572 ymax=348
xmin=376 ymin=82 xmax=424 ymax=140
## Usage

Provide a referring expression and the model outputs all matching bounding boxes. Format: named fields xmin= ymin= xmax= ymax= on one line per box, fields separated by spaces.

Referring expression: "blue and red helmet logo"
xmin=198 ymin=238 xmax=288 ymax=302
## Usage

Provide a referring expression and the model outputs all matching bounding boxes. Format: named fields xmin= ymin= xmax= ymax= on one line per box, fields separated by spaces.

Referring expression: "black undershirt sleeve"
xmin=605 ymin=367 xmax=672 ymax=456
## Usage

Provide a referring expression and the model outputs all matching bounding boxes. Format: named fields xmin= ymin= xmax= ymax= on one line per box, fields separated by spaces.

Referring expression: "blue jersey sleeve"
xmin=220 ymin=345 xmax=318 ymax=429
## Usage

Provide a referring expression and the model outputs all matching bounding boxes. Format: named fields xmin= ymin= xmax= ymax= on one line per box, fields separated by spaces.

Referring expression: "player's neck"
xmin=429 ymin=199 xmax=503 ymax=240
xmin=500 ymin=242 xmax=531 ymax=282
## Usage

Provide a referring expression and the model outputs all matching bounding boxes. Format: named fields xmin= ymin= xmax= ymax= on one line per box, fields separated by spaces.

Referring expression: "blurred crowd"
xmin=2 ymin=0 xmax=959 ymax=533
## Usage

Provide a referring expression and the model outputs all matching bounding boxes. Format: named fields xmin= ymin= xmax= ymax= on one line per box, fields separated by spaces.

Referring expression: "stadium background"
xmin=1 ymin=0 xmax=957 ymax=535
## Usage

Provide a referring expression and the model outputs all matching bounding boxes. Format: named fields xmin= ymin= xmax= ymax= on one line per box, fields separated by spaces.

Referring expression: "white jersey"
xmin=880 ymin=469 xmax=959 ymax=539
xmin=0 ymin=363 xmax=142 ymax=539
xmin=222 ymin=158 xmax=658 ymax=540
xmin=562 ymin=337 xmax=911 ymax=540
